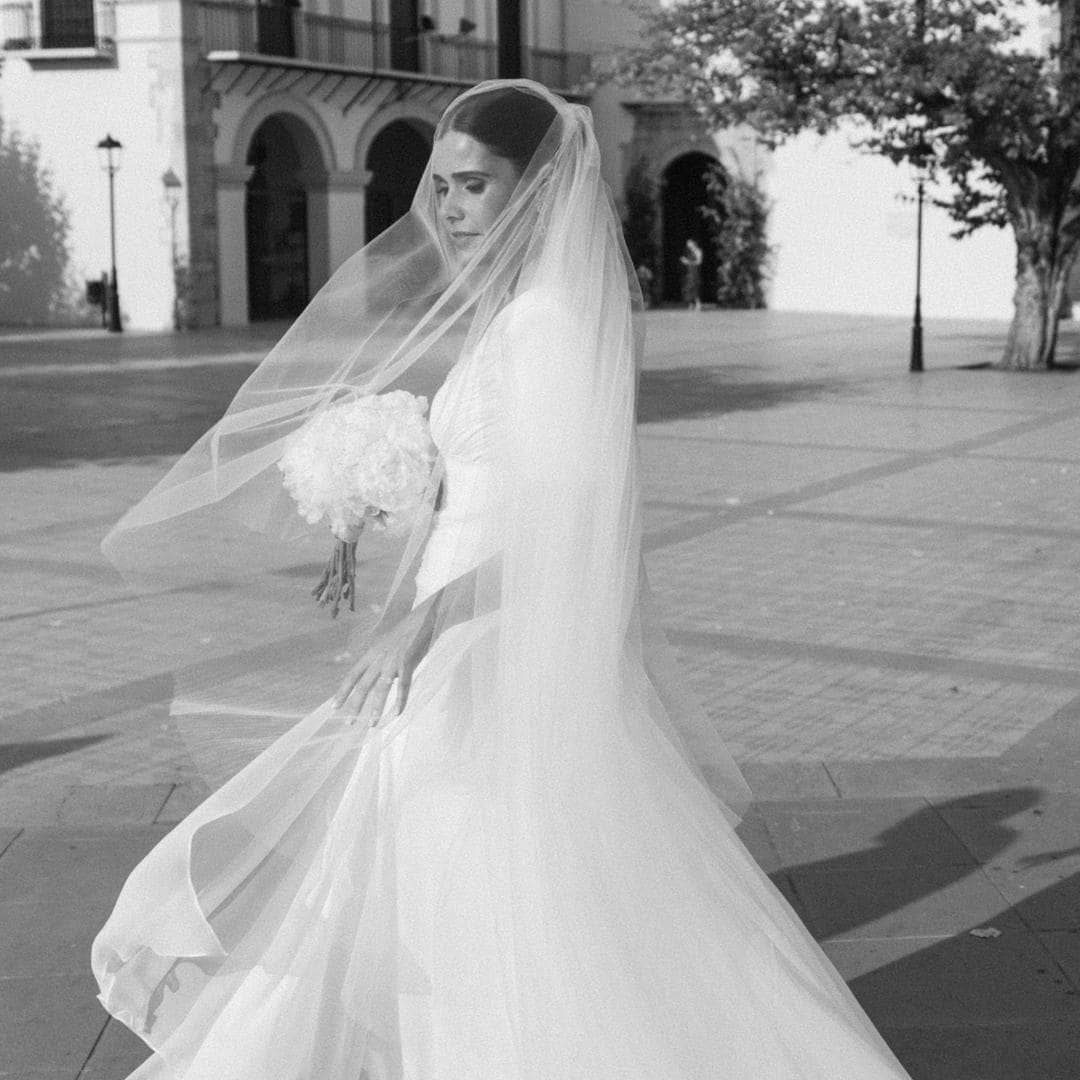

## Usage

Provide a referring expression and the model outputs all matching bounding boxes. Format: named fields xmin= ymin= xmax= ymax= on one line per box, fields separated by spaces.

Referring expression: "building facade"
xmin=0 ymin=1 xmax=603 ymax=328
xmin=1 ymin=0 xmax=1062 ymax=328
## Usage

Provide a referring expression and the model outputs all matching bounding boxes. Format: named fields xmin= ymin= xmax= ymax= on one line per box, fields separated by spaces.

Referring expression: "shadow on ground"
xmin=0 ymin=736 xmax=111 ymax=775
xmin=761 ymin=787 xmax=1080 ymax=1078
xmin=637 ymin=366 xmax=846 ymax=423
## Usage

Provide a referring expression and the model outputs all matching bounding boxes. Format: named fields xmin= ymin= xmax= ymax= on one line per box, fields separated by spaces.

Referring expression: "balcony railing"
xmin=196 ymin=0 xmax=588 ymax=91
xmin=1 ymin=0 xmax=115 ymax=51
xmin=524 ymin=47 xmax=591 ymax=92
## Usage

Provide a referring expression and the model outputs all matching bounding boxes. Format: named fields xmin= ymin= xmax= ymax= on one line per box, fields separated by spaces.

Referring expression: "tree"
xmin=0 ymin=115 xmax=74 ymax=324
xmin=699 ymin=165 xmax=772 ymax=308
xmin=619 ymin=0 xmax=1080 ymax=369
xmin=622 ymin=157 xmax=661 ymax=294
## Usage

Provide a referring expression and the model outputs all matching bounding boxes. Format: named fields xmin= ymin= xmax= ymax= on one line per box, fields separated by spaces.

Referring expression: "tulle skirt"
xmin=92 ymin=610 xmax=912 ymax=1080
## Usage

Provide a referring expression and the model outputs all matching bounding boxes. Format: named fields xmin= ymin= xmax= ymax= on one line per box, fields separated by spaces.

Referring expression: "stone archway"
xmin=660 ymin=152 xmax=721 ymax=305
xmin=244 ymin=114 xmax=326 ymax=321
xmin=364 ymin=119 xmax=434 ymax=242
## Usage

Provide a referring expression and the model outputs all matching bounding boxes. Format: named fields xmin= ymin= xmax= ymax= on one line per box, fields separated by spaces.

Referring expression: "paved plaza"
xmin=3 ymin=310 xmax=1080 ymax=1077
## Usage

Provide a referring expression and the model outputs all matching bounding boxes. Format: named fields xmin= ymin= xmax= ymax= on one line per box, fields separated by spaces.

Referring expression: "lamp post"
xmin=96 ymin=134 xmax=123 ymax=333
xmin=162 ymin=168 xmax=183 ymax=330
xmin=909 ymin=0 xmax=928 ymax=372
xmin=909 ymin=156 xmax=926 ymax=373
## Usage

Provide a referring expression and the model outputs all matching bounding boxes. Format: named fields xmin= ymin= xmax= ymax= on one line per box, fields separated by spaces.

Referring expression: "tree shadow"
xmin=0 ymin=735 xmax=110 ymax=774
xmin=761 ymin=787 xmax=1080 ymax=1078
xmin=637 ymin=365 xmax=846 ymax=423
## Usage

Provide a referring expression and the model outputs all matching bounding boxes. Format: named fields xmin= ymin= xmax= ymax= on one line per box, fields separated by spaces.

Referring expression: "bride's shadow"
xmin=751 ymin=787 xmax=1080 ymax=1078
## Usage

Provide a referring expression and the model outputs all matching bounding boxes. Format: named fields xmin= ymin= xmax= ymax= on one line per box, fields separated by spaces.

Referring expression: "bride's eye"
xmin=465 ymin=180 xmax=486 ymax=194
xmin=434 ymin=182 xmax=448 ymax=198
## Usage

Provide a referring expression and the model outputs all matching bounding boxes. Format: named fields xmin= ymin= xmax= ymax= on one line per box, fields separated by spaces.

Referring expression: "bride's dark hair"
xmin=446 ymin=86 xmax=559 ymax=175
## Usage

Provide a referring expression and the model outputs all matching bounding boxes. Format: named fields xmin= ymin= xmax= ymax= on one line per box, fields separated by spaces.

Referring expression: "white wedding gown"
xmin=93 ymin=320 xmax=912 ymax=1080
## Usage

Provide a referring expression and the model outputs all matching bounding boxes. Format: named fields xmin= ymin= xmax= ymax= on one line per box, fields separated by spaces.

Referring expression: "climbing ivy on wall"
xmin=699 ymin=164 xmax=773 ymax=310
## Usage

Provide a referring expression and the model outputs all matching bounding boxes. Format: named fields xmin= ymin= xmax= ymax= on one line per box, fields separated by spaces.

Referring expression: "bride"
xmin=92 ymin=80 xmax=912 ymax=1079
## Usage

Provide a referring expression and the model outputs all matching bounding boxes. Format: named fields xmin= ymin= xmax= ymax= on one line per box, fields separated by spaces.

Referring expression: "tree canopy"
xmin=620 ymin=0 xmax=1080 ymax=368
xmin=0 ymin=116 xmax=74 ymax=324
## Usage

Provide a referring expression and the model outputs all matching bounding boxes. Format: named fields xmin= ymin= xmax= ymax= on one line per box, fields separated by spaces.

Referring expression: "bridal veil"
xmin=93 ymin=81 xmax=911 ymax=1080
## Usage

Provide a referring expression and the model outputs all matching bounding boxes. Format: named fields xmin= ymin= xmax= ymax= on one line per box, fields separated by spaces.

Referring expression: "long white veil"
xmin=90 ymin=82 xmax=899 ymax=1080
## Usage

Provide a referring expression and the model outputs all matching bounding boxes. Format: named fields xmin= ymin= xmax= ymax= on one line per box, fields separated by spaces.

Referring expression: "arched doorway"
xmin=245 ymin=115 xmax=321 ymax=321
xmin=660 ymin=152 xmax=721 ymax=305
xmin=365 ymin=119 xmax=433 ymax=241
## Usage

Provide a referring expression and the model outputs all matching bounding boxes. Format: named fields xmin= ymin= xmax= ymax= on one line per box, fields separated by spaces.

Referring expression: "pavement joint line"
xmin=664 ymin=628 xmax=1080 ymax=691
xmin=645 ymin=400 xmax=1080 ymax=553
xmin=818 ymin=761 xmax=843 ymax=798
xmin=776 ymin=508 xmax=1080 ymax=542
xmin=0 ymin=354 xmax=266 ymax=378
xmin=0 ymin=625 xmax=346 ymax=739
xmin=0 ymin=511 xmax=123 ymax=545
xmin=0 ymin=553 xmax=119 ymax=583
xmin=0 ymin=828 xmax=23 ymax=860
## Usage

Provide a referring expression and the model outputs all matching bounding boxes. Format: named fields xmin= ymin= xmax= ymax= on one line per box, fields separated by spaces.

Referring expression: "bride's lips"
xmin=449 ymin=231 xmax=480 ymax=242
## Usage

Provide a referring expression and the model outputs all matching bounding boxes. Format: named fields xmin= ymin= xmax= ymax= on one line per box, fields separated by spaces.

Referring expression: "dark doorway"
xmin=256 ymin=0 xmax=299 ymax=57
xmin=389 ymin=0 xmax=420 ymax=71
xmin=246 ymin=118 xmax=311 ymax=321
xmin=40 ymin=0 xmax=95 ymax=47
xmin=660 ymin=152 xmax=720 ymax=305
xmin=496 ymin=0 xmax=522 ymax=77
xmin=365 ymin=119 xmax=433 ymax=241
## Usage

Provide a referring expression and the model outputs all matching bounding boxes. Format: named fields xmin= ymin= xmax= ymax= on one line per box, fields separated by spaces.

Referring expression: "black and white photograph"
xmin=2 ymin=1 xmax=1080 ymax=1077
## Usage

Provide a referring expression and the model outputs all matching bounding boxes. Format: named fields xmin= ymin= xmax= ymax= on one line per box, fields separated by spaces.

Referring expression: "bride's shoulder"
xmin=493 ymin=288 xmax=566 ymax=338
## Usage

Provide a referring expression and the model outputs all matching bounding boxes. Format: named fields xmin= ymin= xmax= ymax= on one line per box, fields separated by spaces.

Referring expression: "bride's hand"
xmin=333 ymin=598 xmax=437 ymax=726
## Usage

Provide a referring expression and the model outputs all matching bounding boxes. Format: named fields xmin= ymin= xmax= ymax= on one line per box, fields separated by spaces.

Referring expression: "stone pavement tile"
xmin=733 ymin=807 xmax=782 ymax=874
xmin=738 ymin=760 xmax=837 ymax=800
xmin=934 ymin=791 xmax=1080 ymax=931
xmin=823 ymin=930 xmax=1080 ymax=1026
xmin=933 ymin=789 xmax=1080 ymax=862
xmin=56 ymin=784 xmax=173 ymax=826
xmin=791 ymin=865 xmax=1022 ymax=941
xmin=828 ymin=755 xmax=1080 ymax=798
xmin=80 ymin=1018 xmax=152 ymax=1080
xmin=654 ymin=514 xmax=1080 ymax=677
xmin=1036 ymin=929 xmax=1080 ymax=988
xmin=156 ymin=780 xmax=213 ymax=823
xmin=799 ymin=454 xmax=1080 ymax=533
xmin=0 ymin=969 xmax=106 ymax=1075
xmin=966 ymin=413 xmax=1080 ymax=461
xmin=638 ymin=436 xmax=895 ymax=505
xmin=0 ymin=779 xmax=69 ymax=826
xmin=757 ymin=797 xmax=974 ymax=869
xmin=652 ymin=401 xmax=1033 ymax=453
xmin=0 ymin=900 xmax=93 ymax=975
xmin=881 ymin=1021 xmax=1080 ymax=1080
xmin=0 ymin=826 xmax=168 ymax=905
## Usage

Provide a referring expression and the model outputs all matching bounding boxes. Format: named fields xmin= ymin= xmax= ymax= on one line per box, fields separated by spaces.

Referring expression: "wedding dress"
xmin=93 ymin=80 xmax=913 ymax=1079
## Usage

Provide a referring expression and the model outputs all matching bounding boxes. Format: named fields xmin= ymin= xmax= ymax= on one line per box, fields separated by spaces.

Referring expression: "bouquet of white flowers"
xmin=278 ymin=390 xmax=437 ymax=615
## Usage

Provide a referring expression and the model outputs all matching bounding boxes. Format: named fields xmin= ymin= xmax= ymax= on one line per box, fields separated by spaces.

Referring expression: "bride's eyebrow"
xmin=431 ymin=171 xmax=493 ymax=182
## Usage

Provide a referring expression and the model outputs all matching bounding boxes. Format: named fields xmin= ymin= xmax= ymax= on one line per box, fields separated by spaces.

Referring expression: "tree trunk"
xmin=999 ymin=226 xmax=1074 ymax=370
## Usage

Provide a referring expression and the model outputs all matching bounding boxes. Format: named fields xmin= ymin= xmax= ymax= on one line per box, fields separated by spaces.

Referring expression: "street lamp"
xmin=909 ymin=146 xmax=928 ymax=373
xmin=96 ymin=134 xmax=123 ymax=333
xmin=908 ymin=0 xmax=928 ymax=373
xmin=162 ymin=168 xmax=183 ymax=330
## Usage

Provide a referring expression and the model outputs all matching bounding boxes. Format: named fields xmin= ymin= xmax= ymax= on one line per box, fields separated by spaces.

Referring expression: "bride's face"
xmin=431 ymin=131 xmax=521 ymax=266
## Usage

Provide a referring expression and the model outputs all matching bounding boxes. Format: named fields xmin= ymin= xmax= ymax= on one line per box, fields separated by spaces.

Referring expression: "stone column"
xmin=215 ymin=164 xmax=254 ymax=326
xmin=324 ymin=169 xmax=372 ymax=275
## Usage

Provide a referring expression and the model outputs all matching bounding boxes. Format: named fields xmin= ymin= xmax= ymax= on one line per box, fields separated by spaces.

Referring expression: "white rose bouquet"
xmin=277 ymin=390 xmax=437 ymax=616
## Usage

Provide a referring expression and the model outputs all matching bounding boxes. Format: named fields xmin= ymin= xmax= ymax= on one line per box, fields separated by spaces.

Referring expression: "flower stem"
xmin=312 ymin=538 xmax=358 ymax=617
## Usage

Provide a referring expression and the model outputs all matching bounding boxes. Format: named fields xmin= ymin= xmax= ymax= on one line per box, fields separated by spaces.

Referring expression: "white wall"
xmin=0 ymin=0 xmax=189 ymax=329
xmin=767 ymin=130 xmax=1016 ymax=320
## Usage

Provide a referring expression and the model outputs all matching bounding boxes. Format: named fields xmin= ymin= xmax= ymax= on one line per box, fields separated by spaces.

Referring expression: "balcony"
xmin=1 ymin=0 xmax=115 ymax=55
xmin=196 ymin=0 xmax=589 ymax=92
